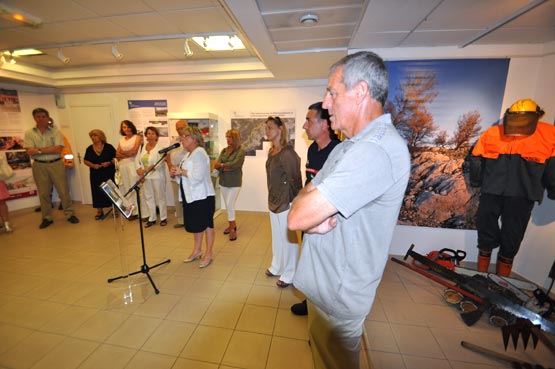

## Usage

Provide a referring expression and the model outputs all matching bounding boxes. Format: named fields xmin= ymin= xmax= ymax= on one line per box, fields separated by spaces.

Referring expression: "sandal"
xmin=160 ymin=219 xmax=167 ymax=226
xmin=95 ymin=211 xmax=104 ymax=220
xmin=265 ymin=269 xmax=277 ymax=277
xmin=145 ymin=221 xmax=156 ymax=228
xmin=276 ymin=280 xmax=290 ymax=288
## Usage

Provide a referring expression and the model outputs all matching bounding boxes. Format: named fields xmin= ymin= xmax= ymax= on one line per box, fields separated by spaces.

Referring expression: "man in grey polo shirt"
xmin=288 ymin=52 xmax=410 ymax=369
xmin=25 ymin=108 xmax=79 ymax=229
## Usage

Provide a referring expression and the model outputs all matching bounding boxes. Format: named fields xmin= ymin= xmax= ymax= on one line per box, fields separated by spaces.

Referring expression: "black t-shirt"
xmin=305 ymin=139 xmax=340 ymax=185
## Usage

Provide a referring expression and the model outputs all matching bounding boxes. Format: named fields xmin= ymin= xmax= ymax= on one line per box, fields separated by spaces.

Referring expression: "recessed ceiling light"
xmin=299 ymin=13 xmax=319 ymax=26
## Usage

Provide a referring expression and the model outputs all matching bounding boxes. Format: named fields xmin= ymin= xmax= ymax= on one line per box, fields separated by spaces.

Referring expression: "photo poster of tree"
xmin=384 ymin=59 xmax=510 ymax=229
xmin=127 ymin=100 xmax=170 ymax=148
xmin=230 ymin=110 xmax=296 ymax=157
xmin=0 ymin=88 xmax=37 ymax=200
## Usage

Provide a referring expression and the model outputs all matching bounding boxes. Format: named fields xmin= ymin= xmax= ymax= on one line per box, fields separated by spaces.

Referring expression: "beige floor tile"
xmin=221 ymin=330 xmax=271 ymax=369
xmin=390 ymin=324 xmax=445 ymax=359
xmin=23 ymin=279 xmax=72 ymax=300
xmin=132 ymin=293 xmax=181 ymax=319
xmin=415 ymin=303 xmax=469 ymax=330
xmin=0 ymin=296 xmax=68 ymax=330
xmin=158 ymin=275 xmax=196 ymax=295
xmin=273 ymin=308 xmax=308 ymax=340
xmin=266 ymin=336 xmax=312 ymax=369
xmin=381 ymin=300 xmax=427 ymax=326
xmin=105 ymin=315 xmax=162 ymax=349
xmin=171 ymin=358 xmax=219 ymax=369
xmin=30 ymin=337 xmax=99 ymax=369
xmin=246 ymin=285 xmax=281 ymax=308
xmin=226 ymin=267 xmax=259 ymax=284
xmin=165 ymin=297 xmax=211 ymax=324
xmin=214 ymin=282 xmax=252 ymax=303
xmin=0 ymin=323 xmax=33 ymax=355
xmin=71 ymin=310 xmax=129 ymax=342
xmin=376 ymin=281 xmax=411 ymax=302
xmin=236 ymin=305 xmax=277 ymax=335
xmin=123 ymin=350 xmax=176 ymax=369
xmin=141 ymin=320 xmax=195 ymax=356
xmin=366 ymin=298 xmax=388 ymax=322
xmin=402 ymin=354 xmax=452 ymax=369
xmin=369 ymin=351 xmax=406 ymax=369
xmin=429 ymin=327 xmax=499 ymax=365
xmin=40 ymin=305 xmax=98 ymax=335
xmin=364 ymin=320 xmax=399 ymax=353
xmin=77 ymin=344 xmax=136 ymax=369
xmin=186 ymin=279 xmax=223 ymax=300
xmin=449 ymin=361 xmax=507 ymax=369
xmin=199 ymin=264 xmax=233 ymax=281
xmin=277 ymin=287 xmax=305 ymax=310
xmin=200 ymin=301 xmax=243 ymax=329
xmin=180 ymin=325 xmax=233 ymax=364
xmin=0 ymin=331 xmax=65 ymax=369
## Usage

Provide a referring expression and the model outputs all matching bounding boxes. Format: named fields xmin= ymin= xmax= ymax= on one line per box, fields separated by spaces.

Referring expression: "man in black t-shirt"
xmin=291 ymin=102 xmax=340 ymax=316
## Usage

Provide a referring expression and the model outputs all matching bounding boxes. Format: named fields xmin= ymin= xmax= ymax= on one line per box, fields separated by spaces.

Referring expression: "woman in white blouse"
xmin=172 ymin=126 xmax=215 ymax=268
xmin=136 ymin=126 xmax=167 ymax=227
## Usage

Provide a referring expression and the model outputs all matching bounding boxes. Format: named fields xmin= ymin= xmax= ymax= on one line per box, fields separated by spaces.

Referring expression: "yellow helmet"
xmin=507 ymin=98 xmax=544 ymax=116
xmin=503 ymin=98 xmax=545 ymax=136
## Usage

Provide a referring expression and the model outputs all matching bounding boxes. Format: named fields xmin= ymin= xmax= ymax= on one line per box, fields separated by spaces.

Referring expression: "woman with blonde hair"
xmin=264 ymin=116 xmax=302 ymax=288
xmin=84 ymin=129 xmax=116 ymax=219
xmin=172 ymin=126 xmax=216 ymax=268
xmin=214 ymin=129 xmax=245 ymax=241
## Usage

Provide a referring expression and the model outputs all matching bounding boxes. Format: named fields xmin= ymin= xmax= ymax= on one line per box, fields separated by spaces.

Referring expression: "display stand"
xmin=105 ymin=153 xmax=171 ymax=294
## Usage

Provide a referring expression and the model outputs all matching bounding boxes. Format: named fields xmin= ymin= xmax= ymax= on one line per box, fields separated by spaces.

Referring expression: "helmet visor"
xmin=503 ymin=112 xmax=539 ymax=136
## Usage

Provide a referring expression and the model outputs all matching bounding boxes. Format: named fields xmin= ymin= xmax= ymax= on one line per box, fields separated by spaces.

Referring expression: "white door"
xmin=69 ymin=105 xmax=116 ymax=205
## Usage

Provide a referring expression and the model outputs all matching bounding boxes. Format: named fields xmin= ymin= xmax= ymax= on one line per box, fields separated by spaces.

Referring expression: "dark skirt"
xmin=183 ymin=196 xmax=215 ymax=233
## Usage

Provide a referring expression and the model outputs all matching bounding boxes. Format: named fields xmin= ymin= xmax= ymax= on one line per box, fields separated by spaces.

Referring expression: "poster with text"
xmin=127 ymin=100 xmax=170 ymax=148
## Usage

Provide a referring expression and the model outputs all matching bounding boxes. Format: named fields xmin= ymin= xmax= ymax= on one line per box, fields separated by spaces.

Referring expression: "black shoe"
xmin=58 ymin=203 xmax=63 ymax=210
xmin=145 ymin=221 xmax=156 ymax=228
xmin=291 ymin=300 xmax=308 ymax=316
xmin=34 ymin=206 xmax=41 ymax=212
xmin=67 ymin=215 xmax=80 ymax=224
xmin=39 ymin=219 xmax=53 ymax=229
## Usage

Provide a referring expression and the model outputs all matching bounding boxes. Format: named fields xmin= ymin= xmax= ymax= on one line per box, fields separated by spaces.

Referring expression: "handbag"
xmin=113 ymin=158 xmax=122 ymax=185
xmin=0 ymin=155 xmax=14 ymax=181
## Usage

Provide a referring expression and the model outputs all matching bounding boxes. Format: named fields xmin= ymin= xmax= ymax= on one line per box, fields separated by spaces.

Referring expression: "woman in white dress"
xmin=136 ymin=126 xmax=167 ymax=227
xmin=116 ymin=120 xmax=145 ymax=219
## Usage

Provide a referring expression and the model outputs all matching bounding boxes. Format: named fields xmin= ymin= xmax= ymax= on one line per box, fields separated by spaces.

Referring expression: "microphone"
xmin=158 ymin=142 xmax=180 ymax=154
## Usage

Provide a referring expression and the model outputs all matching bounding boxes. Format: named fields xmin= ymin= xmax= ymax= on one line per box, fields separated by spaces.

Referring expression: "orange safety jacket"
xmin=468 ymin=122 xmax=555 ymax=202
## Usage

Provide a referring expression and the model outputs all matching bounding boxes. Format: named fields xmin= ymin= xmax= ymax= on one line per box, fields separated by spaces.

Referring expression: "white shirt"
xmin=179 ymin=146 xmax=215 ymax=203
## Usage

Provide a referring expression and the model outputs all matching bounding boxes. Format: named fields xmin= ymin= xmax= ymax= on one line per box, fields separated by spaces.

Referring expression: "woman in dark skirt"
xmin=171 ymin=126 xmax=216 ymax=268
xmin=84 ymin=129 xmax=116 ymax=219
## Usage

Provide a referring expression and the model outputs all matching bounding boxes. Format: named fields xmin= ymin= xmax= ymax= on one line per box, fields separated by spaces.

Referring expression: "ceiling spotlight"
xmin=111 ymin=44 xmax=124 ymax=61
xmin=228 ymin=36 xmax=234 ymax=50
xmin=299 ymin=13 xmax=319 ymax=26
xmin=9 ymin=55 xmax=16 ymax=64
xmin=184 ymin=39 xmax=193 ymax=57
xmin=56 ymin=48 xmax=70 ymax=64
xmin=0 ymin=2 xmax=43 ymax=27
xmin=203 ymin=37 xmax=208 ymax=48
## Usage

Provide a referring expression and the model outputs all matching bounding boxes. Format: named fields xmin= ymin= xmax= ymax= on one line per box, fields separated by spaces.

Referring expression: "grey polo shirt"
xmin=24 ymin=126 xmax=64 ymax=161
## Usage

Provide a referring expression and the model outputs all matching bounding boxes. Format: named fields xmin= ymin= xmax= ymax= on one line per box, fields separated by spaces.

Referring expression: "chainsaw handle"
xmin=438 ymin=248 xmax=467 ymax=264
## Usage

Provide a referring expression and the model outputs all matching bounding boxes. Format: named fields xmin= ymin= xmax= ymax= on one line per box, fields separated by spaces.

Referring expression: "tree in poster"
xmin=388 ymin=71 xmax=439 ymax=152
xmin=449 ymin=110 xmax=482 ymax=150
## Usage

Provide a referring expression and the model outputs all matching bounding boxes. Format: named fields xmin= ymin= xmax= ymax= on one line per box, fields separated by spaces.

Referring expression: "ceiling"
xmin=0 ymin=0 xmax=554 ymax=90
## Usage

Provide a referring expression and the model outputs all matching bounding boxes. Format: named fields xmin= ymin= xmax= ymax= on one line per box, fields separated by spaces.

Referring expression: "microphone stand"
xmin=107 ymin=152 xmax=172 ymax=294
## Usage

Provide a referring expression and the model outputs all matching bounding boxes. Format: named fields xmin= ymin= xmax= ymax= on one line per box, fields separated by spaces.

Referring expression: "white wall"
xmin=3 ymin=50 xmax=555 ymax=286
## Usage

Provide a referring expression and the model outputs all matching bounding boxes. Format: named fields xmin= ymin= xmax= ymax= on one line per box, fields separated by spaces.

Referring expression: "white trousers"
xmin=221 ymin=186 xmax=241 ymax=221
xmin=307 ymin=301 xmax=364 ymax=369
xmin=119 ymin=161 xmax=147 ymax=216
xmin=143 ymin=177 xmax=167 ymax=222
xmin=268 ymin=208 xmax=298 ymax=284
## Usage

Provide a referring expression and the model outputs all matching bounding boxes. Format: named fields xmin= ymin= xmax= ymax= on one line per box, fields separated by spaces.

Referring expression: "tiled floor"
xmin=0 ymin=203 xmax=554 ymax=369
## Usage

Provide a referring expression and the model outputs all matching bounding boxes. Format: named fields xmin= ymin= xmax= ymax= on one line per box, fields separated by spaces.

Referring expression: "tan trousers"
xmin=171 ymin=180 xmax=183 ymax=225
xmin=32 ymin=160 xmax=74 ymax=220
xmin=307 ymin=300 xmax=363 ymax=369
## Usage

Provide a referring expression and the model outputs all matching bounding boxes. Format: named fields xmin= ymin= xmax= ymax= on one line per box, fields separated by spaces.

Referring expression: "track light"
xmin=56 ymin=48 xmax=70 ymax=64
xmin=111 ymin=44 xmax=124 ymax=61
xmin=203 ymin=37 xmax=208 ymax=48
xmin=0 ymin=2 xmax=43 ymax=27
xmin=9 ymin=55 xmax=16 ymax=64
xmin=184 ymin=39 xmax=193 ymax=57
xmin=228 ymin=36 xmax=234 ymax=50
